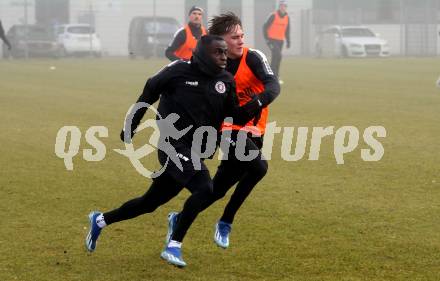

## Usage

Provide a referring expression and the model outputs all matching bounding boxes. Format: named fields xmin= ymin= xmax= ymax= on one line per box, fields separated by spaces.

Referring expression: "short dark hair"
xmin=208 ymin=12 xmax=242 ymax=36
xmin=199 ymin=34 xmax=225 ymax=46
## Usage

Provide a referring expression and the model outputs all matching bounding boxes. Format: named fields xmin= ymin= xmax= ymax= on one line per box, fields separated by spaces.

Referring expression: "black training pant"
xmin=103 ymin=169 xmax=213 ymax=242
xmin=199 ymin=132 xmax=268 ymax=224
xmin=269 ymin=39 xmax=284 ymax=78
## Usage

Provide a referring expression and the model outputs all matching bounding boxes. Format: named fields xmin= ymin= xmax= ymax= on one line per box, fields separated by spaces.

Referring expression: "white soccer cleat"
xmin=214 ymin=221 xmax=232 ymax=249
xmin=160 ymin=247 xmax=187 ymax=268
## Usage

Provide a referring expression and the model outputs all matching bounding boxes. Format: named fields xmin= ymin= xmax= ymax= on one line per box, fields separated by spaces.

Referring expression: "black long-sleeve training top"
xmin=125 ymin=60 xmax=253 ymax=148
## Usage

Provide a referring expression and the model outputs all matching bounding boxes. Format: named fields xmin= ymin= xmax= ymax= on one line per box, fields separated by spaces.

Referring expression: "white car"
xmin=56 ymin=24 xmax=102 ymax=57
xmin=315 ymin=26 xmax=390 ymax=58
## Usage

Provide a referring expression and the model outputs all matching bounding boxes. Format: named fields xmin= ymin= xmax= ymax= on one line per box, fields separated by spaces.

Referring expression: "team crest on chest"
xmin=215 ymin=81 xmax=226 ymax=94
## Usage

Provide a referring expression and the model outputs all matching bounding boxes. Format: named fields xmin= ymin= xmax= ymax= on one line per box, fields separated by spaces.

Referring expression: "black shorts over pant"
xmin=103 ymin=146 xmax=213 ymax=243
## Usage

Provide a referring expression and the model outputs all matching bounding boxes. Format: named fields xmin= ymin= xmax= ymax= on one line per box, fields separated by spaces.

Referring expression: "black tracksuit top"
xmin=128 ymin=60 xmax=249 ymax=148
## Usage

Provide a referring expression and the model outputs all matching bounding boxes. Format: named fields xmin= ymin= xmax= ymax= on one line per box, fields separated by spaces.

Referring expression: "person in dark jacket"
xmin=263 ymin=0 xmax=290 ymax=83
xmin=85 ymin=35 xmax=261 ymax=268
xmin=0 ymin=20 xmax=12 ymax=51
xmin=165 ymin=6 xmax=207 ymax=61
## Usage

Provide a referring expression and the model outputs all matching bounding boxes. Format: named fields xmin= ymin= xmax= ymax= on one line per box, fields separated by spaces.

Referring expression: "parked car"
xmin=128 ymin=16 xmax=181 ymax=58
xmin=56 ymin=24 xmax=102 ymax=57
xmin=2 ymin=24 xmax=61 ymax=58
xmin=315 ymin=26 xmax=390 ymax=58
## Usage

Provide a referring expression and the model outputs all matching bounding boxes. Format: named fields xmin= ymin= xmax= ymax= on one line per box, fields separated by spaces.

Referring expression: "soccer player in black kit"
xmin=85 ymin=35 xmax=262 ymax=267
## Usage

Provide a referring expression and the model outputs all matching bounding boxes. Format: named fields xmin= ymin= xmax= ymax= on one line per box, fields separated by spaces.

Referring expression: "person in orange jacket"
xmin=165 ymin=6 xmax=207 ymax=61
xmin=263 ymin=0 xmax=290 ymax=83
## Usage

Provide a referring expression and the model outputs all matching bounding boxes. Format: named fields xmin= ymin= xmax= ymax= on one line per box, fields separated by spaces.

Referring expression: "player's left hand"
xmin=241 ymin=94 xmax=262 ymax=117
xmin=286 ymin=41 xmax=291 ymax=49
xmin=243 ymin=88 xmax=257 ymax=99
xmin=242 ymin=89 xmax=264 ymax=124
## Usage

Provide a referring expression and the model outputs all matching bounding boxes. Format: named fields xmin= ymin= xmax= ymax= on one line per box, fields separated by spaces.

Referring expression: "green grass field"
xmin=1 ymin=57 xmax=440 ymax=281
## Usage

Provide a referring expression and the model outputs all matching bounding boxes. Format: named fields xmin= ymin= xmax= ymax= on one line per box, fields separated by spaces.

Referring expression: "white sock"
xmin=168 ymin=240 xmax=182 ymax=249
xmin=96 ymin=214 xmax=107 ymax=228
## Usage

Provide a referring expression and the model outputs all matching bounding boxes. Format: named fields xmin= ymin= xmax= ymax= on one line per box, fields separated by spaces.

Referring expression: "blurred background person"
xmin=263 ymin=0 xmax=290 ymax=84
xmin=0 ymin=20 xmax=12 ymax=52
xmin=165 ymin=6 xmax=206 ymax=61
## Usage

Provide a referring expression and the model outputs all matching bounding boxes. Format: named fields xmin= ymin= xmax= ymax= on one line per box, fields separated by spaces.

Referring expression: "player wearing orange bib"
xmin=165 ymin=6 xmax=207 ymax=61
xmin=263 ymin=0 xmax=290 ymax=83
xmin=205 ymin=12 xmax=280 ymax=248
xmin=164 ymin=12 xmax=280 ymax=250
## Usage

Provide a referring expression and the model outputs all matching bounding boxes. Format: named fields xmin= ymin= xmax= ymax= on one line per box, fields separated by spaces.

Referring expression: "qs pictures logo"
xmin=55 ymin=103 xmax=387 ymax=178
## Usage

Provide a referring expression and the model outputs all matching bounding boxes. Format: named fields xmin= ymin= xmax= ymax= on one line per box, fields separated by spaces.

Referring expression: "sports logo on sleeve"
xmin=215 ymin=81 xmax=226 ymax=94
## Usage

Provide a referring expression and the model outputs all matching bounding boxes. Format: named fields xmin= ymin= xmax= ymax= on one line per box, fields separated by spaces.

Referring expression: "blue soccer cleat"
xmin=85 ymin=211 xmax=102 ymax=252
xmin=160 ymin=247 xmax=187 ymax=268
xmin=214 ymin=221 xmax=232 ymax=249
xmin=165 ymin=212 xmax=179 ymax=243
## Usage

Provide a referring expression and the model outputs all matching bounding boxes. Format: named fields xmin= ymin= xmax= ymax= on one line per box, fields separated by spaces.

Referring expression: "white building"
xmin=1 ymin=0 xmax=439 ymax=56
xmin=0 ymin=0 xmax=311 ymax=56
